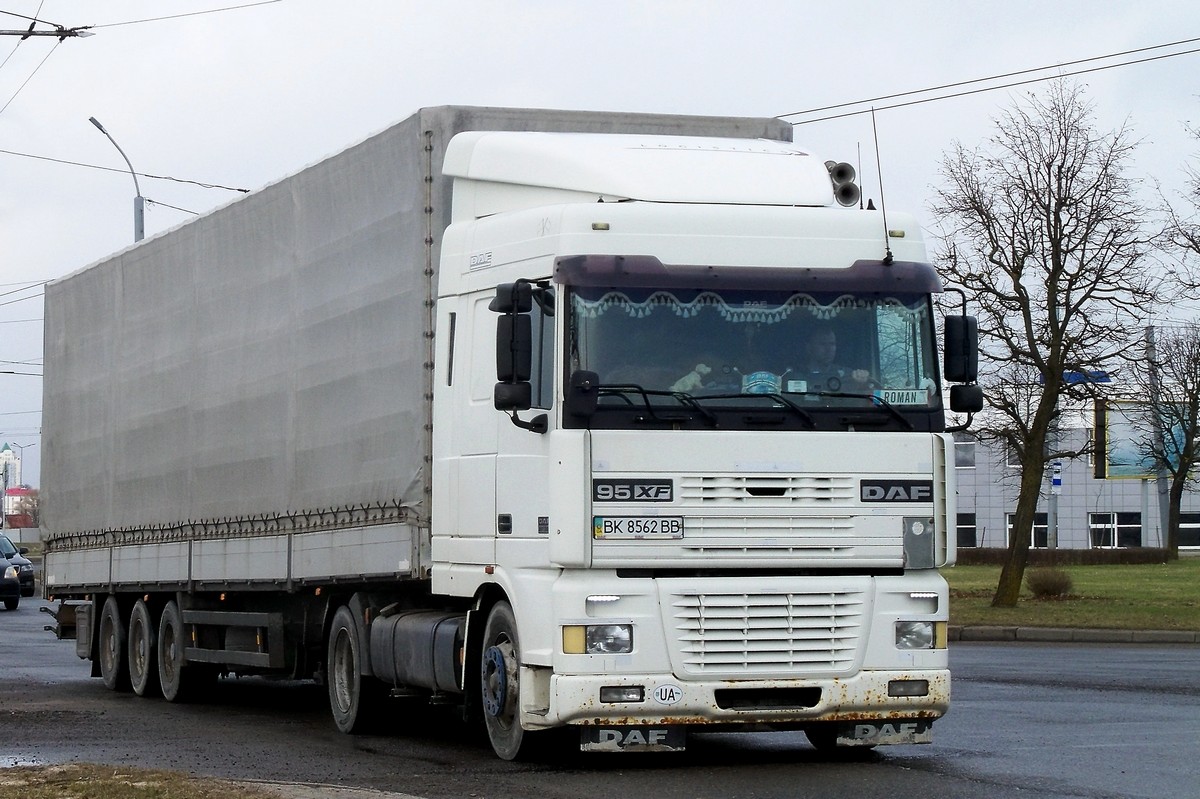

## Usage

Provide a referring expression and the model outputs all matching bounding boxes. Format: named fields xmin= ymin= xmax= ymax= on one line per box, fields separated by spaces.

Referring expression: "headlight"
xmin=562 ymin=624 xmax=634 ymax=654
xmin=3 ymin=565 xmax=16 ymax=580
xmin=895 ymin=620 xmax=935 ymax=649
xmin=19 ymin=564 xmax=32 ymax=572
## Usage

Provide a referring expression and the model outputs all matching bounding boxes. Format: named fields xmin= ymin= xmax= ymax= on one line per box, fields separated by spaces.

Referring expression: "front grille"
xmin=669 ymin=589 xmax=864 ymax=677
xmin=679 ymin=475 xmax=856 ymax=505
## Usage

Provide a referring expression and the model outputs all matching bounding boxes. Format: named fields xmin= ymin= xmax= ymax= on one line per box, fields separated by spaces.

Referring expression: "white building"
xmin=953 ymin=428 xmax=1200 ymax=551
xmin=0 ymin=443 xmax=21 ymax=489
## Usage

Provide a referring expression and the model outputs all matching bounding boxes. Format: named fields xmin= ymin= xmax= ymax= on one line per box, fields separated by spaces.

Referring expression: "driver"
xmin=800 ymin=324 xmax=872 ymax=392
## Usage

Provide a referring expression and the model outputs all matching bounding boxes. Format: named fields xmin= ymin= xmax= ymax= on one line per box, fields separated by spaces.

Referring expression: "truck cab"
xmin=432 ymin=132 xmax=979 ymax=757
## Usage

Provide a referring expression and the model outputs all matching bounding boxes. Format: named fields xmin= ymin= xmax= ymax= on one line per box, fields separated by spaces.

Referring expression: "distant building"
xmin=0 ymin=443 xmax=20 ymax=488
xmin=3 ymin=485 xmax=35 ymax=528
xmin=954 ymin=428 xmax=1200 ymax=551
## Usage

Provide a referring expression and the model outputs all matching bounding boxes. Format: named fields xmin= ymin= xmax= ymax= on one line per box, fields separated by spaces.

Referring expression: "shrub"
xmin=1025 ymin=567 xmax=1073 ymax=598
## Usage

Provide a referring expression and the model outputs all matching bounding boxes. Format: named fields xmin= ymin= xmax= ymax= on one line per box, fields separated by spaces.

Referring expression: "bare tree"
xmin=1120 ymin=324 xmax=1200 ymax=560
xmin=932 ymin=81 xmax=1157 ymax=606
xmin=1164 ymin=122 xmax=1200 ymax=279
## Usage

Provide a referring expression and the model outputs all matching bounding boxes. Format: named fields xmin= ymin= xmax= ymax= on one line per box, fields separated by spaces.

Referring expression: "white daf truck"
xmin=41 ymin=105 xmax=981 ymax=760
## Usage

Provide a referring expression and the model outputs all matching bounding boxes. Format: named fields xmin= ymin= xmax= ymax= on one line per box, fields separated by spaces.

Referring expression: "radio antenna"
xmin=856 ymin=141 xmax=864 ymax=209
xmin=870 ymin=107 xmax=894 ymax=265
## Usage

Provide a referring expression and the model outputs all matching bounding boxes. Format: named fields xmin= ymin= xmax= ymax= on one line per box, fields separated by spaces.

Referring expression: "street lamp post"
xmin=89 ymin=116 xmax=144 ymax=242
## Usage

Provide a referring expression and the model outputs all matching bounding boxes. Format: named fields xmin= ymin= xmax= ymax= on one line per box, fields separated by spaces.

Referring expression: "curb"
xmin=949 ymin=625 xmax=1200 ymax=643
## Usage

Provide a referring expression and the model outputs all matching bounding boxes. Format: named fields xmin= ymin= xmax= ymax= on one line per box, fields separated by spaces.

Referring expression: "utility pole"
xmin=1146 ymin=325 xmax=1171 ymax=548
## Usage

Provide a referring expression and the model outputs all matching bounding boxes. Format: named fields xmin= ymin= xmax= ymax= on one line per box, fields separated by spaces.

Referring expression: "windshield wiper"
xmin=687 ymin=392 xmax=817 ymax=429
xmin=597 ymin=384 xmax=718 ymax=426
xmin=815 ymin=390 xmax=914 ymax=430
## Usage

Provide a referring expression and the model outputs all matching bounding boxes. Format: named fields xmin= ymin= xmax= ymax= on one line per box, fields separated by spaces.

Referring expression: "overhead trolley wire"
xmin=86 ymin=0 xmax=282 ymax=29
xmin=781 ymin=36 xmax=1200 ymax=124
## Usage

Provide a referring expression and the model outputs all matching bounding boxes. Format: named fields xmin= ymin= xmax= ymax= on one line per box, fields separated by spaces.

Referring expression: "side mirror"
xmin=950 ymin=384 xmax=984 ymax=414
xmin=495 ymin=382 xmax=533 ymax=411
xmin=943 ymin=316 xmax=979 ymax=383
xmin=495 ymin=314 xmax=532 ymax=383
xmin=565 ymin=370 xmax=600 ymax=418
xmin=490 ymin=280 xmax=548 ymax=433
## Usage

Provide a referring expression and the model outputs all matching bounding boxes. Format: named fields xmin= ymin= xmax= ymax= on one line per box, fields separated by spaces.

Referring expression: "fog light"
xmin=895 ymin=620 xmax=935 ymax=649
xmin=600 ymin=685 xmax=644 ymax=703
xmin=888 ymin=679 xmax=930 ymax=697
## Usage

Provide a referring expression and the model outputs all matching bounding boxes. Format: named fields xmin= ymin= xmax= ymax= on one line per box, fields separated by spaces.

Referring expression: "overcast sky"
xmin=2 ymin=0 xmax=1199 ymax=487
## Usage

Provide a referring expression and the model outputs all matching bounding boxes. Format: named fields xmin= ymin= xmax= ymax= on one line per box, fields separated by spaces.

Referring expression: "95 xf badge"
xmin=592 ymin=479 xmax=674 ymax=502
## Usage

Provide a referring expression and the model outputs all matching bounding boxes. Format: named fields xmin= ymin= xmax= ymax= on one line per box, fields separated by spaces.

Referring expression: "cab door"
xmin=494 ymin=285 xmax=555 ymax=552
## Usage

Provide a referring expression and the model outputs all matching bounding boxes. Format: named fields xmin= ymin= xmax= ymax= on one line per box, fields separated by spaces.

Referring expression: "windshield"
xmin=567 ymin=285 xmax=941 ymax=431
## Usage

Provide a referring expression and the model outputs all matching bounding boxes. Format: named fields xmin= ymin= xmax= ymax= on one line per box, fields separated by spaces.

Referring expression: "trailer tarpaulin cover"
xmin=42 ymin=116 xmax=433 ymax=536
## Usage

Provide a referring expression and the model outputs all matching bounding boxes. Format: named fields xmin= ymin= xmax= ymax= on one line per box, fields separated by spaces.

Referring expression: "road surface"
xmin=3 ymin=599 xmax=1197 ymax=798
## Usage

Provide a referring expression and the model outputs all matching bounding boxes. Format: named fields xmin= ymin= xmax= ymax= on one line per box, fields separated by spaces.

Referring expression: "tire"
xmin=327 ymin=605 xmax=385 ymax=734
xmin=98 ymin=595 xmax=131 ymax=692
xmin=805 ymin=726 xmax=876 ymax=756
xmin=128 ymin=599 xmax=161 ymax=697
xmin=480 ymin=600 xmax=536 ymax=761
xmin=157 ymin=599 xmax=215 ymax=702
xmin=3 ymin=597 xmax=16 ymax=611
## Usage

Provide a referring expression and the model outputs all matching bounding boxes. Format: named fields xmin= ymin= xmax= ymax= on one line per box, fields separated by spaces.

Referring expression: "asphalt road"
xmin=3 ymin=599 xmax=1198 ymax=799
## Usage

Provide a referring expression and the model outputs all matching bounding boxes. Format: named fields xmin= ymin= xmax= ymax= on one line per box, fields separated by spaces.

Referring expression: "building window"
xmin=1089 ymin=512 xmax=1142 ymax=548
xmin=1006 ymin=513 xmax=1048 ymax=548
xmin=1005 ymin=442 xmax=1022 ymax=468
xmin=954 ymin=438 xmax=976 ymax=468
xmin=956 ymin=513 xmax=978 ymax=547
xmin=1179 ymin=513 xmax=1200 ymax=548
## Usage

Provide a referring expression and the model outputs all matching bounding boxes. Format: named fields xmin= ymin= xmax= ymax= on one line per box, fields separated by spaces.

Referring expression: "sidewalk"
xmin=950 ymin=625 xmax=1200 ymax=643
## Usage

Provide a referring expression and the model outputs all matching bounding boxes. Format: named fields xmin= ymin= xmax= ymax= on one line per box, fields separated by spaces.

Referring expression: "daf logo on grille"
xmin=860 ymin=480 xmax=933 ymax=502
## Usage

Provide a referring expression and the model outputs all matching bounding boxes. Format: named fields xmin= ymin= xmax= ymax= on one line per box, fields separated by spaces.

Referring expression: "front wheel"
xmin=3 ymin=596 xmax=16 ymax=611
xmin=480 ymin=600 xmax=537 ymax=761
xmin=805 ymin=725 xmax=877 ymax=757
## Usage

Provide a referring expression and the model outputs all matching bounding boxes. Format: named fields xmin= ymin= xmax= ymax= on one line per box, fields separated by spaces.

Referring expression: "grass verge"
xmin=0 ymin=764 xmax=279 ymax=799
xmin=943 ymin=558 xmax=1200 ymax=630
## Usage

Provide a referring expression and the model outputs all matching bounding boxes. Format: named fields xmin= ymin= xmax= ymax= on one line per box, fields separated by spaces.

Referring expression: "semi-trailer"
xmin=41 ymin=105 xmax=981 ymax=759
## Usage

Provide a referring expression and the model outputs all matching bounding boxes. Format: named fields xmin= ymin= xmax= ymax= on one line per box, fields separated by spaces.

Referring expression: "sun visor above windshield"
xmin=554 ymin=255 xmax=944 ymax=293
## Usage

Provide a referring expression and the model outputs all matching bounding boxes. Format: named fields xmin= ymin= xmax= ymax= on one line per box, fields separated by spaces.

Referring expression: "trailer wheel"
xmin=157 ymin=599 xmax=214 ymax=702
xmin=481 ymin=600 xmax=535 ymax=761
xmin=98 ymin=596 xmax=131 ymax=692
xmin=128 ymin=599 xmax=161 ymax=697
xmin=328 ymin=605 xmax=384 ymax=734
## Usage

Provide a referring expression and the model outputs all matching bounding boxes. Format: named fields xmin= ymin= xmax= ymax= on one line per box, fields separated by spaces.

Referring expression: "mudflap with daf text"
xmin=832 ymin=719 xmax=934 ymax=747
xmin=580 ymin=725 xmax=687 ymax=753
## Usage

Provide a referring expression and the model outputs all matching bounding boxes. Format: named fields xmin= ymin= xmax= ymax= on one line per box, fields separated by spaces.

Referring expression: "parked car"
xmin=0 ymin=534 xmax=34 ymax=598
xmin=1 ymin=555 xmax=18 ymax=610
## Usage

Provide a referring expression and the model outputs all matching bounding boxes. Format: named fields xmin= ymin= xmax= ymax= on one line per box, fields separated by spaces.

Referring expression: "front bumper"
xmin=532 ymin=668 xmax=949 ymax=729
